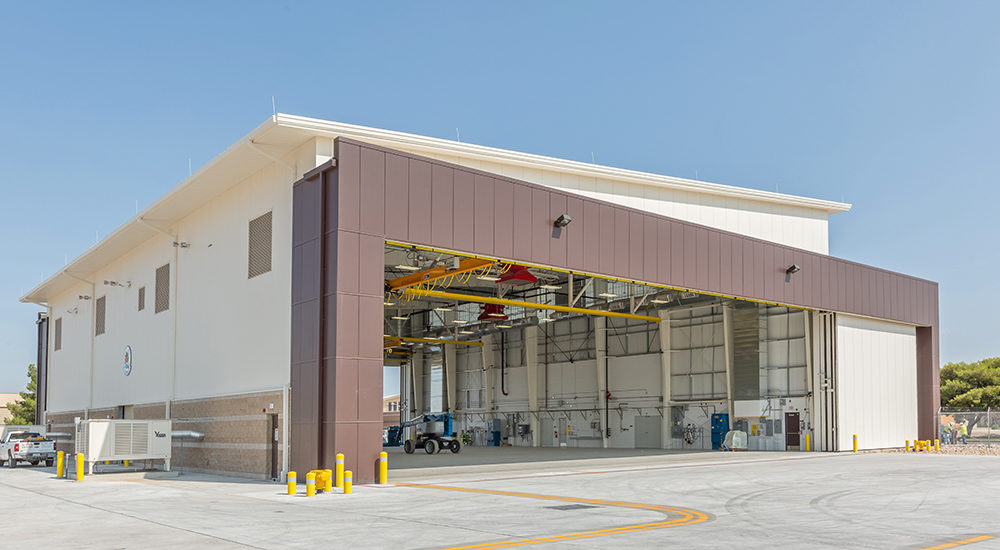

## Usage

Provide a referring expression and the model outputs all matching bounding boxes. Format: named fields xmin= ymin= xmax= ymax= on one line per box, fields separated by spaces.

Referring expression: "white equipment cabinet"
xmin=74 ymin=419 xmax=172 ymax=474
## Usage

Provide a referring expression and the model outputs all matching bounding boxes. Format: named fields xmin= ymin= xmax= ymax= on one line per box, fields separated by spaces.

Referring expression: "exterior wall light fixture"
xmin=553 ymin=214 xmax=572 ymax=228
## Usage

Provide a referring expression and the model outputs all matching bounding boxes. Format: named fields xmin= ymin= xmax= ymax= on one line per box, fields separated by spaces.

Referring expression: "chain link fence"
xmin=938 ymin=408 xmax=997 ymax=445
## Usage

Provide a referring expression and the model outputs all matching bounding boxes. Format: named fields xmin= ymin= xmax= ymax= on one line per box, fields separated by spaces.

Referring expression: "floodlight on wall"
xmin=66 ymin=307 xmax=79 ymax=315
xmin=78 ymin=295 xmax=91 ymax=300
xmin=553 ymin=214 xmax=572 ymax=228
xmin=786 ymin=264 xmax=801 ymax=274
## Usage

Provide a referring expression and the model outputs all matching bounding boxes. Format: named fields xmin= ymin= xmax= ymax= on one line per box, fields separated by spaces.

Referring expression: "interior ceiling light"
xmin=434 ymin=307 xmax=453 ymax=312
xmin=459 ymin=330 xmax=475 ymax=335
xmin=384 ymin=301 xmax=396 ymax=306
xmin=538 ymin=317 xmax=553 ymax=323
xmin=452 ymin=320 xmax=466 ymax=324
xmin=391 ymin=315 xmax=409 ymax=321
xmin=478 ymin=275 xmax=501 ymax=282
xmin=395 ymin=264 xmax=421 ymax=271
xmin=650 ymin=298 xmax=669 ymax=304
xmin=540 ymin=284 xmax=562 ymax=290
xmin=598 ymin=292 xmax=618 ymax=298
xmin=496 ymin=324 xmax=513 ymax=328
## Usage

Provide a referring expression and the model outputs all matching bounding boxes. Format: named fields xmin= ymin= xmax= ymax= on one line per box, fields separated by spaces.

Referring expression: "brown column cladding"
xmin=291 ymin=145 xmax=383 ymax=482
xmin=292 ymin=136 xmax=940 ymax=474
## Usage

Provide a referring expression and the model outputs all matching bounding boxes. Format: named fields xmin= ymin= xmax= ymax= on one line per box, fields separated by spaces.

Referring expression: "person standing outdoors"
xmin=959 ymin=421 xmax=969 ymax=444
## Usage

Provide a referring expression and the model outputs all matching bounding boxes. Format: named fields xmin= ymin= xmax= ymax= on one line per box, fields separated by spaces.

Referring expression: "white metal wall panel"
xmin=419 ymin=152 xmax=831 ymax=254
xmin=835 ymin=314 xmax=917 ymax=450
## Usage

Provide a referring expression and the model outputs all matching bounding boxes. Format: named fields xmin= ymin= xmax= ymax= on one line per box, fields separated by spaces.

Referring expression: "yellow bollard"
xmin=905 ymin=440 xmax=910 ymax=452
xmin=344 ymin=470 xmax=352 ymax=495
xmin=287 ymin=471 xmax=297 ymax=495
xmin=335 ymin=453 xmax=345 ymax=488
xmin=934 ymin=439 xmax=940 ymax=452
xmin=853 ymin=434 xmax=858 ymax=453
xmin=56 ymin=451 xmax=65 ymax=478
xmin=804 ymin=434 xmax=811 ymax=452
xmin=123 ymin=459 xmax=129 ymax=467
xmin=379 ymin=451 xmax=388 ymax=484
xmin=306 ymin=472 xmax=316 ymax=497
xmin=324 ymin=469 xmax=333 ymax=492
xmin=75 ymin=453 xmax=84 ymax=481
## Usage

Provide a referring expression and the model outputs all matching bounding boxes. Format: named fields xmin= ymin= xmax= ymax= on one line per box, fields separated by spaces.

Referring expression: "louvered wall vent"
xmin=155 ymin=264 xmax=170 ymax=313
xmin=248 ymin=211 xmax=273 ymax=279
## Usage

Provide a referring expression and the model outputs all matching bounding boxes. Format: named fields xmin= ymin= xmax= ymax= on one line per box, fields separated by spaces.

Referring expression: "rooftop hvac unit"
xmin=74 ymin=419 xmax=172 ymax=474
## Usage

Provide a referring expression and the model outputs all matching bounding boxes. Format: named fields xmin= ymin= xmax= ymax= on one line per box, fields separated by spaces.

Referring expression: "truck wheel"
xmin=425 ymin=439 xmax=438 ymax=454
xmin=403 ymin=440 xmax=414 ymax=454
xmin=450 ymin=440 xmax=461 ymax=453
xmin=30 ymin=461 xmax=39 ymax=466
xmin=45 ymin=459 xmax=54 ymax=467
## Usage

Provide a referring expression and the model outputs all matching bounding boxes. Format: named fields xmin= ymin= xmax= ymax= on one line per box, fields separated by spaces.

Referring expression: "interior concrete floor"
xmin=2 ymin=451 xmax=997 ymax=549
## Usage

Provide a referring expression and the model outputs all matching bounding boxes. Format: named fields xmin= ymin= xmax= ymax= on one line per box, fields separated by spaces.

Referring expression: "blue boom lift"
xmin=385 ymin=413 xmax=461 ymax=454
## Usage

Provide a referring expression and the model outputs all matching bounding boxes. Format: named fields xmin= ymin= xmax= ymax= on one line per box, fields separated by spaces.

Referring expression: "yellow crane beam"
xmin=386 ymin=258 xmax=493 ymax=291
xmin=401 ymin=288 xmax=660 ymax=322
xmin=384 ymin=335 xmax=484 ymax=347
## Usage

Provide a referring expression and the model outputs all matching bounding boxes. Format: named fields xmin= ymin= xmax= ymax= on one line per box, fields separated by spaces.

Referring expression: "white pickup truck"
xmin=0 ymin=431 xmax=56 ymax=467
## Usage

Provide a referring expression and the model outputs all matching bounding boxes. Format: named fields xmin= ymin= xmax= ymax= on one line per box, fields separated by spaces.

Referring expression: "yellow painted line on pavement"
xmin=396 ymin=482 xmax=709 ymax=550
xmin=922 ymin=535 xmax=994 ymax=550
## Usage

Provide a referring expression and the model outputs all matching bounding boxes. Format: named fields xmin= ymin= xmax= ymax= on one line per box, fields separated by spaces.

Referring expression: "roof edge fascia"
xmin=274 ymin=113 xmax=852 ymax=214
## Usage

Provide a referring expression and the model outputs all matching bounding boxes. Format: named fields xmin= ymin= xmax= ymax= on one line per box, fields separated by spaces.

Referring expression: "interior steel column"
xmin=658 ymin=309 xmax=671 ymax=449
xmin=410 ymin=349 xmax=424 ymax=440
xmin=595 ymin=316 xmax=609 ymax=448
xmin=445 ymin=343 xmax=457 ymax=413
xmin=482 ymin=333 xmax=494 ymax=423
xmin=525 ymin=325 xmax=540 ymax=447
xmin=722 ymin=305 xmax=736 ymax=422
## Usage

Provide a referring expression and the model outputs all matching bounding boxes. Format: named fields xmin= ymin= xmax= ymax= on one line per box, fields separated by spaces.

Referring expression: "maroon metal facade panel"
xmin=291 ymin=138 xmax=942 ymax=473
xmin=290 ymin=155 xmax=383 ymax=482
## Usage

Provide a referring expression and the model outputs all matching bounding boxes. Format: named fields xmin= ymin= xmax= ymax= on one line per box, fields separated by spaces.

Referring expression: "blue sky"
xmin=1 ymin=2 xmax=997 ymax=394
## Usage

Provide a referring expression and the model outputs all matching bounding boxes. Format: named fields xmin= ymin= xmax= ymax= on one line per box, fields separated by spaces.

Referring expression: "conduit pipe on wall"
xmin=139 ymin=217 xmax=180 ymax=420
xmin=62 ymin=271 xmax=95 ymax=419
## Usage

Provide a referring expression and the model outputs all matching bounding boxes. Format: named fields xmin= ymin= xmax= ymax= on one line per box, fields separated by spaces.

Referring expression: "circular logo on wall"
xmin=123 ymin=345 xmax=132 ymax=376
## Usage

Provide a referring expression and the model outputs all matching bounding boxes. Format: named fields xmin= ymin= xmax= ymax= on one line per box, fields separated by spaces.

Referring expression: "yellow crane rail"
xmin=401 ymin=288 xmax=659 ymax=322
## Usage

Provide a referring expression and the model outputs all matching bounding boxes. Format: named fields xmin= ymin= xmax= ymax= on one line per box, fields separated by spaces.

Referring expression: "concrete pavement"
xmin=2 ymin=450 xmax=997 ymax=549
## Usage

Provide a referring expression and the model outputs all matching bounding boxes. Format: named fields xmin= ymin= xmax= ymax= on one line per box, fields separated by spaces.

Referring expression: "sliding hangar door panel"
xmin=835 ymin=314 xmax=917 ymax=450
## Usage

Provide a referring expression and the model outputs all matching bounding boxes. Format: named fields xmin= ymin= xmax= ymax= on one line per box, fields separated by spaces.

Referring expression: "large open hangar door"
xmin=382 ymin=242 xmax=819 ymax=459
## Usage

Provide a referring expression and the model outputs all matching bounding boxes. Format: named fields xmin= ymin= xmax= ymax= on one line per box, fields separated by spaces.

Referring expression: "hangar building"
xmin=22 ymin=115 xmax=939 ymax=482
